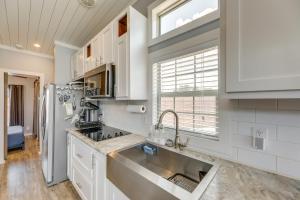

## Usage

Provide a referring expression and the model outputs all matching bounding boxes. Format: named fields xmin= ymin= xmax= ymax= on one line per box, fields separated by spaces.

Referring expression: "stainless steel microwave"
xmin=84 ymin=64 xmax=115 ymax=98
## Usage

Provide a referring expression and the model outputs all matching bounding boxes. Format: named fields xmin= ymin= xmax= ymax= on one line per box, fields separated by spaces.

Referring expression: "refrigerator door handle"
xmin=40 ymin=95 xmax=46 ymax=140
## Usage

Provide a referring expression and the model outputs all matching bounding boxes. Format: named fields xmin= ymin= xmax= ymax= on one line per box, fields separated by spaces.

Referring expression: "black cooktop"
xmin=78 ymin=126 xmax=131 ymax=142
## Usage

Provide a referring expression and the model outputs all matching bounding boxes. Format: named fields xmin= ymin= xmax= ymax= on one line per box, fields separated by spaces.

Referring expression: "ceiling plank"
xmin=5 ymin=0 xmax=19 ymax=46
xmin=61 ymin=5 xmax=87 ymax=43
xmin=18 ymin=0 xmax=31 ymax=48
xmin=35 ymin=0 xmax=58 ymax=52
xmin=47 ymin=0 xmax=80 ymax=54
xmin=26 ymin=0 xmax=44 ymax=50
xmin=40 ymin=0 xmax=71 ymax=53
xmin=75 ymin=0 xmax=116 ymax=46
xmin=68 ymin=0 xmax=106 ymax=45
xmin=83 ymin=0 xmax=131 ymax=46
xmin=0 ymin=0 xmax=10 ymax=45
xmin=0 ymin=0 xmax=133 ymax=55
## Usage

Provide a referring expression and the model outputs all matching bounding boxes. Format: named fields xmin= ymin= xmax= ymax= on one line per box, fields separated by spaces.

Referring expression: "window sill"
xmin=148 ymin=10 xmax=220 ymax=47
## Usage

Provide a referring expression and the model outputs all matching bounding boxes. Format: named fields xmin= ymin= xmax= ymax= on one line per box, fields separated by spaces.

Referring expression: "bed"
xmin=8 ymin=126 xmax=25 ymax=150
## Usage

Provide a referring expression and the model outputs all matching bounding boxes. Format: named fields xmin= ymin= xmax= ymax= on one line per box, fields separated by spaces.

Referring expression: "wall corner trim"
xmin=54 ymin=41 xmax=80 ymax=50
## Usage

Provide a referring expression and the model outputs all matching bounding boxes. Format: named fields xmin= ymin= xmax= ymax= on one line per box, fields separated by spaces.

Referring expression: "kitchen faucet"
xmin=155 ymin=109 xmax=185 ymax=149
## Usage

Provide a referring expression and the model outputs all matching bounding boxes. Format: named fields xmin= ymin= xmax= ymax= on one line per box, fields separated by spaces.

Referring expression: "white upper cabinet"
xmin=71 ymin=48 xmax=85 ymax=80
xmin=226 ymin=0 xmax=300 ymax=93
xmin=92 ymin=34 xmax=103 ymax=67
xmin=114 ymin=6 xmax=147 ymax=100
xmin=102 ymin=22 xmax=114 ymax=64
xmin=116 ymin=34 xmax=129 ymax=98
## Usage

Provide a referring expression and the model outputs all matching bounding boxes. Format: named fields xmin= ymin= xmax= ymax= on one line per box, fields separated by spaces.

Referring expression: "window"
xmin=153 ymin=46 xmax=219 ymax=137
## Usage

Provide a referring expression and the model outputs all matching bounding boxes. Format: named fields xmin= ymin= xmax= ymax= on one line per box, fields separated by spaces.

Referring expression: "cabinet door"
xmin=93 ymin=153 xmax=106 ymax=200
xmin=107 ymin=180 xmax=129 ymax=200
xmin=77 ymin=49 xmax=84 ymax=76
xmin=72 ymin=165 xmax=93 ymax=200
xmin=92 ymin=34 xmax=103 ymax=67
xmin=102 ymin=23 xmax=114 ymax=64
xmin=71 ymin=53 xmax=77 ymax=80
xmin=226 ymin=0 xmax=300 ymax=92
xmin=116 ymin=34 xmax=129 ymax=98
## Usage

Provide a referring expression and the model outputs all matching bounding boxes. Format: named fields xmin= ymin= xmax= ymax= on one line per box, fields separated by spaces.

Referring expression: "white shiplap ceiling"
xmin=0 ymin=0 xmax=134 ymax=56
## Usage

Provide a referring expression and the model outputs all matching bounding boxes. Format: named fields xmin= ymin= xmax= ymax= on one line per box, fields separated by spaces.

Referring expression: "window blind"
xmin=153 ymin=46 xmax=219 ymax=137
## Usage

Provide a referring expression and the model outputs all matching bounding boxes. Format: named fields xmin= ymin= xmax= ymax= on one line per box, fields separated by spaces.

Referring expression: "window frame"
xmin=150 ymin=29 xmax=220 ymax=141
xmin=148 ymin=0 xmax=220 ymax=47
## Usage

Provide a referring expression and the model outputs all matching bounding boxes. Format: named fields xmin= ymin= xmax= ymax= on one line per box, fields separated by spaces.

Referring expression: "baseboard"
xmin=24 ymin=133 xmax=33 ymax=136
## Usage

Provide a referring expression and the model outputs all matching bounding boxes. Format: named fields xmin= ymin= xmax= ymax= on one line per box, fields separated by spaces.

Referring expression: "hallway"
xmin=0 ymin=136 xmax=80 ymax=200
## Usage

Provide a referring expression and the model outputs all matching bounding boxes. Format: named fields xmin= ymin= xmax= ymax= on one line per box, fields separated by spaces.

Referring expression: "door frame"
xmin=3 ymin=72 xmax=8 ymax=159
xmin=0 ymin=68 xmax=45 ymax=163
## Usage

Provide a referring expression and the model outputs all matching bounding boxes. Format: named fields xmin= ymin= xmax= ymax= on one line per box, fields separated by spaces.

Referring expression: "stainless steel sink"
xmin=107 ymin=143 xmax=219 ymax=200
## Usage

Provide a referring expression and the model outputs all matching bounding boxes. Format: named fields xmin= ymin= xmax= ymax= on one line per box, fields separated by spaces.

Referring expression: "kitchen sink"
xmin=107 ymin=143 xmax=219 ymax=200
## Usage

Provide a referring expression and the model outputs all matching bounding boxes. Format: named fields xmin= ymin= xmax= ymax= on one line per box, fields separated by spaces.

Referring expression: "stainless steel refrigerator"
xmin=41 ymin=83 xmax=82 ymax=186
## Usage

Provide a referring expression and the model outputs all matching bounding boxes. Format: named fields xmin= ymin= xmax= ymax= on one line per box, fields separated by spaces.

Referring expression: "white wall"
xmin=0 ymin=48 xmax=54 ymax=83
xmin=8 ymin=76 xmax=36 ymax=135
xmin=54 ymin=44 xmax=76 ymax=85
xmin=101 ymin=101 xmax=150 ymax=135
xmin=0 ymin=47 xmax=53 ymax=163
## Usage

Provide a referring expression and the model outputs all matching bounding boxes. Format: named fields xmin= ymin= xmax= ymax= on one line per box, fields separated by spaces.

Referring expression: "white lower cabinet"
xmin=106 ymin=180 xmax=129 ymax=200
xmin=73 ymin=165 xmax=94 ymax=200
xmin=67 ymin=134 xmax=107 ymax=200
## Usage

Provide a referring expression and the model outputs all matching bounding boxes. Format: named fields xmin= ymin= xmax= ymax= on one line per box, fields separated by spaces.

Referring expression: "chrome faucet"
xmin=155 ymin=109 xmax=180 ymax=149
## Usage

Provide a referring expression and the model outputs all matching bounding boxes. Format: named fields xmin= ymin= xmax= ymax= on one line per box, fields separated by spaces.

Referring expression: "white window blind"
xmin=153 ymin=46 xmax=219 ymax=138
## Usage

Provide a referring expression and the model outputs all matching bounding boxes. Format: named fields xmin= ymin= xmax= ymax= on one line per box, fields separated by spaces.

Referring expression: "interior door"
xmin=4 ymin=72 xmax=8 ymax=159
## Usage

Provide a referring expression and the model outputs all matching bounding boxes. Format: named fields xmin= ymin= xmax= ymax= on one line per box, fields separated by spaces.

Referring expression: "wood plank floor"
xmin=0 ymin=136 xmax=81 ymax=200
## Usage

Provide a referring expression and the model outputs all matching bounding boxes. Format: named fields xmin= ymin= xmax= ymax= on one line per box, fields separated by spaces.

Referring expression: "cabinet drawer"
xmin=73 ymin=166 xmax=93 ymax=200
xmin=72 ymin=137 xmax=93 ymax=171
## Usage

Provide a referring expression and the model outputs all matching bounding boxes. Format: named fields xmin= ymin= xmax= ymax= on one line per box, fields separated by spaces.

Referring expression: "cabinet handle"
xmin=76 ymin=153 xmax=83 ymax=159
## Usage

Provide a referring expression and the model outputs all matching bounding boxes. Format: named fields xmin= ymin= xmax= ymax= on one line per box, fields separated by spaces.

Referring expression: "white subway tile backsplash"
xmin=255 ymin=110 xmax=278 ymax=124
xmin=277 ymin=126 xmax=300 ymax=144
xmin=232 ymin=134 xmax=252 ymax=148
xmin=237 ymin=122 xmax=253 ymax=136
xmin=256 ymin=110 xmax=300 ymax=127
xmin=274 ymin=111 xmax=300 ymax=127
xmin=228 ymin=100 xmax=300 ymax=179
xmin=268 ymin=141 xmax=300 ymax=162
xmin=237 ymin=122 xmax=277 ymax=140
xmin=277 ymin=157 xmax=300 ymax=180
xmin=232 ymin=109 xmax=255 ymax=122
xmin=237 ymin=148 xmax=276 ymax=171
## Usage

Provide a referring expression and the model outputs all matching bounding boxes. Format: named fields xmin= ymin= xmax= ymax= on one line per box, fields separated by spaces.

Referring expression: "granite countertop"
xmin=67 ymin=128 xmax=145 ymax=155
xmin=67 ymin=128 xmax=300 ymax=200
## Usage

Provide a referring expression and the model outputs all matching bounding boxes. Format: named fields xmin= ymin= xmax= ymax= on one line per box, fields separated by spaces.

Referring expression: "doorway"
xmin=1 ymin=69 xmax=44 ymax=162
xmin=5 ymin=74 xmax=40 ymax=157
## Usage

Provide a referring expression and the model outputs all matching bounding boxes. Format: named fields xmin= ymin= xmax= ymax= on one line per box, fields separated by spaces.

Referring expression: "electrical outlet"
xmin=252 ymin=127 xmax=268 ymax=150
